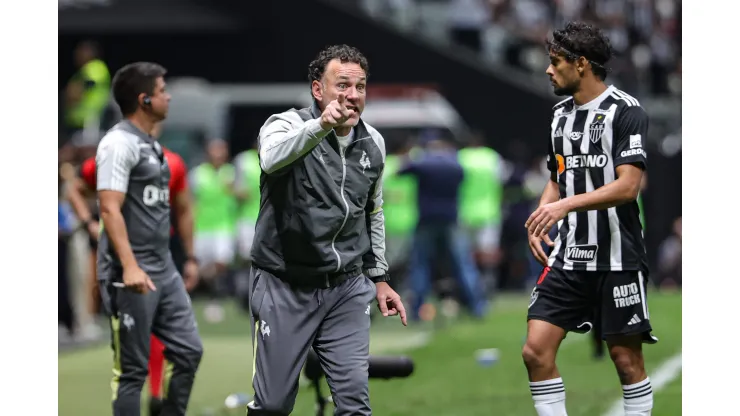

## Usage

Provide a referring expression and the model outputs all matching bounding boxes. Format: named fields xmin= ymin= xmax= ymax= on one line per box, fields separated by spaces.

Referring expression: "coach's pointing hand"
xmin=375 ymin=282 xmax=407 ymax=326
xmin=320 ymin=93 xmax=355 ymax=130
xmin=123 ymin=264 xmax=157 ymax=294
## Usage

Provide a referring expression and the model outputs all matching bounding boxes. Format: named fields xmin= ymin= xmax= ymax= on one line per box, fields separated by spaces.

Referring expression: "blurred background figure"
xmin=62 ymin=40 xmax=110 ymax=150
xmin=399 ymin=130 xmax=486 ymax=322
xmin=233 ymin=142 xmax=261 ymax=269
xmin=382 ymin=137 xmax=419 ymax=284
xmin=657 ymin=216 xmax=682 ymax=289
xmin=458 ymin=130 xmax=506 ymax=300
xmin=58 ymin=186 xmax=76 ymax=341
xmin=189 ymin=138 xmax=237 ymax=322
xmin=232 ymin=142 xmax=262 ymax=311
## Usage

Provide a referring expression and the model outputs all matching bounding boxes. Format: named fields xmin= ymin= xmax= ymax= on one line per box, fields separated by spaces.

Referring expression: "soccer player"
xmin=247 ymin=44 xmax=406 ymax=416
xmin=66 ymin=123 xmax=198 ymax=416
xmin=96 ymin=62 xmax=203 ymax=416
xmin=523 ymin=22 xmax=657 ymax=416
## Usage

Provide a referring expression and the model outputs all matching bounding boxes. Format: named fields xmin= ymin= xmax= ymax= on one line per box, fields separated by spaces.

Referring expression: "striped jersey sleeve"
xmin=96 ymin=130 xmax=140 ymax=193
xmin=613 ymin=106 xmax=649 ymax=169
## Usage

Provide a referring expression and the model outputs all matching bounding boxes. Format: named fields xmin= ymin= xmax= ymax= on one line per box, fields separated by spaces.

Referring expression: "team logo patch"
xmin=589 ymin=114 xmax=606 ymax=143
xmin=565 ymin=244 xmax=598 ymax=263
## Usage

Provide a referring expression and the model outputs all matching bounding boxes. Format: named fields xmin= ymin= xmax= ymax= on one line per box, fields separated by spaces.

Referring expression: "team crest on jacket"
xmin=589 ymin=114 xmax=606 ymax=144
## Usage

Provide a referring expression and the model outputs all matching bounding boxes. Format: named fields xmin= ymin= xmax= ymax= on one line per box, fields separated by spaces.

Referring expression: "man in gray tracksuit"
xmin=247 ymin=45 xmax=407 ymax=415
xmin=96 ymin=62 xmax=203 ymax=416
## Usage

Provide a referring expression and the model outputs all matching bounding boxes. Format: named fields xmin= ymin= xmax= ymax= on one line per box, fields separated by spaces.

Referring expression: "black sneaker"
xmin=149 ymin=397 xmax=163 ymax=416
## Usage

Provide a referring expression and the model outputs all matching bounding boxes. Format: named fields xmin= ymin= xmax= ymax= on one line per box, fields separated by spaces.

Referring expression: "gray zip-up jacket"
xmin=250 ymin=103 xmax=389 ymax=283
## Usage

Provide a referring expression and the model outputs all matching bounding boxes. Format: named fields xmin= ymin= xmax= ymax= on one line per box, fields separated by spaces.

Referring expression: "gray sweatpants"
xmin=247 ymin=268 xmax=376 ymax=415
xmin=99 ymin=263 xmax=204 ymax=416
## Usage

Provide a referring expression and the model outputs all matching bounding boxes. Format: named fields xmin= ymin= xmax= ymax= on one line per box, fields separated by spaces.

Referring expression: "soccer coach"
xmin=247 ymin=44 xmax=407 ymax=416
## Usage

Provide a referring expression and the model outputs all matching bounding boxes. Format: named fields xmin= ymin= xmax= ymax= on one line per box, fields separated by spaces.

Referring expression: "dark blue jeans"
xmin=408 ymin=223 xmax=486 ymax=319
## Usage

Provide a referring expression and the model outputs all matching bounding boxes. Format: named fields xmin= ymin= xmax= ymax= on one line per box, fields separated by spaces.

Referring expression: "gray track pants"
xmin=247 ymin=267 xmax=376 ymax=415
xmin=99 ymin=264 xmax=204 ymax=416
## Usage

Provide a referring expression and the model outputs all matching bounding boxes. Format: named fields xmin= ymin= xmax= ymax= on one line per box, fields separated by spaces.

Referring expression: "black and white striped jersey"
xmin=545 ymin=85 xmax=648 ymax=272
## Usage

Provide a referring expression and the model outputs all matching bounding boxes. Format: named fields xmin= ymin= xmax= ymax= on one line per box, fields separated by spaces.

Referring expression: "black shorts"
xmin=527 ymin=266 xmax=658 ymax=343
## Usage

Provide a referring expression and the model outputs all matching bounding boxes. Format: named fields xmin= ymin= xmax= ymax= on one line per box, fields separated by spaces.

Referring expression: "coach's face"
xmin=144 ymin=77 xmax=171 ymax=121
xmin=546 ymin=52 xmax=580 ymax=96
xmin=312 ymin=59 xmax=366 ymax=127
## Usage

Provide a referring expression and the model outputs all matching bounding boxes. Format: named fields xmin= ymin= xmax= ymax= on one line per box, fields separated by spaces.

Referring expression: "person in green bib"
xmin=190 ymin=139 xmax=238 ymax=289
xmin=234 ymin=144 xmax=262 ymax=264
xmin=457 ymin=134 xmax=505 ymax=298
xmin=64 ymin=41 xmax=111 ymax=139
xmin=382 ymin=141 xmax=419 ymax=275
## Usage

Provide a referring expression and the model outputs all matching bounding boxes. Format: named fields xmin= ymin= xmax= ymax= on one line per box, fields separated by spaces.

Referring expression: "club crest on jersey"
xmin=589 ymin=114 xmax=606 ymax=143
xmin=565 ymin=244 xmax=598 ymax=263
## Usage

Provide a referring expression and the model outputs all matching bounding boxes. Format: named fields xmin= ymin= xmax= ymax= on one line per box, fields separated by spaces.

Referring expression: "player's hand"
xmin=183 ymin=259 xmax=200 ymax=292
xmin=528 ymin=232 xmax=554 ymax=267
xmin=123 ymin=265 xmax=156 ymax=294
xmin=320 ymin=93 xmax=354 ymax=130
xmin=86 ymin=220 xmax=100 ymax=241
xmin=375 ymin=281 xmax=407 ymax=326
xmin=526 ymin=201 xmax=569 ymax=238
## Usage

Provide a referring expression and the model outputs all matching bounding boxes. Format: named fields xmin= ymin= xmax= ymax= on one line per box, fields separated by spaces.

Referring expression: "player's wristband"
xmin=370 ymin=274 xmax=391 ymax=284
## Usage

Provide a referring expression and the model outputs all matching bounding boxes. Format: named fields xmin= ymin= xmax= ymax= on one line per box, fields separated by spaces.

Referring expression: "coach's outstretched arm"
xmin=527 ymin=106 xmax=649 ymax=238
xmin=259 ymin=94 xmax=355 ymax=175
xmin=97 ymin=136 xmax=156 ymax=294
xmin=258 ymin=112 xmax=331 ymax=175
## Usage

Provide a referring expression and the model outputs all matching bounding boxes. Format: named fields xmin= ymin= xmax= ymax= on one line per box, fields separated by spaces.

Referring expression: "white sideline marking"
xmin=601 ymin=352 xmax=682 ymax=416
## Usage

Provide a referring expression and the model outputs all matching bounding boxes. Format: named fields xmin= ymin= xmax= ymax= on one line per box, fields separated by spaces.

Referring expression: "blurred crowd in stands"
xmin=358 ymin=0 xmax=681 ymax=97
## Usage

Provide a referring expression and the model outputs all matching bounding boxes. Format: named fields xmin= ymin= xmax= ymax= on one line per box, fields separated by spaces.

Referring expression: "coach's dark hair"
xmin=308 ymin=44 xmax=369 ymax=87
xmin=546 ymin=22 xmax=613 ymax=80
xmin=111 ymin=62 xmax=167 ymax=116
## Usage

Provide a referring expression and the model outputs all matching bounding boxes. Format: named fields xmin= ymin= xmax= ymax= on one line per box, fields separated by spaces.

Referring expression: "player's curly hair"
xmin=546 ymin=22 xmax=613 ymax=80
xmin=307 ymin=44 xmax=369 ymax=86
xmin=112 ymin=62 xmax=167 ymax=116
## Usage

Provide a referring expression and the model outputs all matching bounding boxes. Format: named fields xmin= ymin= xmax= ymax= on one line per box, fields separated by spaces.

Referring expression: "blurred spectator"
xmin=189 ymin=139 xmax=237 ymax=322
xmin=399 ymin=132 xmax=487 ymax=321
xmin=657 ymin=216 xmax=681 ymax=288
xmin=382 ymin=137 xmax=419 ymax=279
xmin=458 ymin=132 xmax=506 ymax=297
xmin=360 ymin=0 xmax=682 ymax=97
xmin=63 ymin=40 xmax=111 ymax=148
xmin=59 ymin=198 xmax=75 ymax=338
xmin=447 ymin=0 xmax=491 ymax=53
xmin=233 ymin=142 xmax=261 ymax=267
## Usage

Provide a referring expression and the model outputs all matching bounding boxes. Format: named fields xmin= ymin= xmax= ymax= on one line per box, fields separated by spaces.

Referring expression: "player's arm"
xmin=65 ymin=158 xmax=99 ymax=237
xmin=561 ymin=106 xmax=647 ymax=213
xmin=258 ymin=111 xmax=332 ymax=175
xmin=539 ymin=137 xmax=562 ymax=207
xmin=96 ymin=136 xmax=140 ymax=271
xmin=170 ymin=155 xmax=195 ymax=260
xmin=527 ymin=139 xmax=561 ymax=265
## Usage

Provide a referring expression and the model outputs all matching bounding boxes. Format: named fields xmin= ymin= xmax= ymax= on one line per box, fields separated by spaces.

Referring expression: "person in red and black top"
xmin=66 ymin=127 xmax=198 ymax=416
